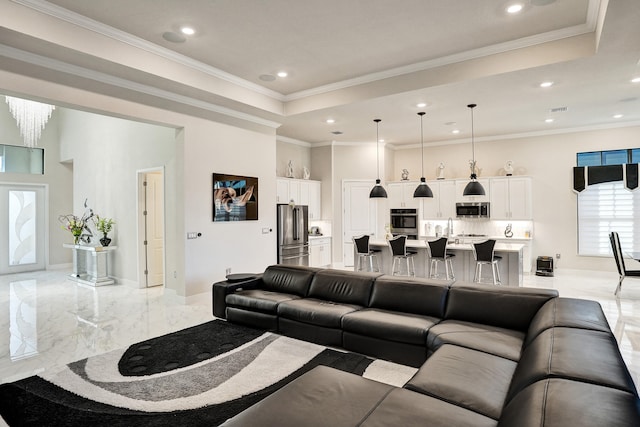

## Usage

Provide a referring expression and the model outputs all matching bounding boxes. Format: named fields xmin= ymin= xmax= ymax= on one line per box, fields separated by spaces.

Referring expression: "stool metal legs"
xmin=429 ymin=257 xmax=455 ymax=280
xmin=392 ymin=255 xmax=415 ymax=277
xmin=474 ymin=261 xmax=502 ymax=285
xmin=356 ymin=253 xmax=380 ymax=272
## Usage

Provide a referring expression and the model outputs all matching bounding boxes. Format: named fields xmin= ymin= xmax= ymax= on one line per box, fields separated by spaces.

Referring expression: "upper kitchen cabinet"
xmin=276 ymin=178 xmax=322 ymax=219
xmin=422 ymin=180 xmax=456 ymax=219
xmin=455 ymin=178 xmax=490 ymax=203
xmin=489 ymin=177 xmax=532 ymax=220
xmin=387 ymin=181 xmax=420 ymax=209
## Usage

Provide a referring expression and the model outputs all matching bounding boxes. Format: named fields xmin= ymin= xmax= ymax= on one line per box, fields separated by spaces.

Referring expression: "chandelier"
xmin=5 ymin=96 xmax=56 ymax=148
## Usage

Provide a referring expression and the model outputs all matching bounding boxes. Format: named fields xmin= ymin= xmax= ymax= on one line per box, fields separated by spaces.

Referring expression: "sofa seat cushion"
xmin=278 ymin=298 xmax=363 ymax=328
xmin=508 ymin=327 xmax=637 ymax=401
xmin=226 ymin=290 xmax=300 ymax=314
xmin=427 ymin=320 xmax=525 ymax=361
xmin=342 ymin=309 xmax=438 ymax=345
xmin=405 ymin=344 xmax=517 ymax=420
xmin=221 ymin=366 xmax=394 ymax=427
xmin=498 ymin=378 xmax=640 ymax=427
xmin=361 ymin=388 xmax=497 ymax=427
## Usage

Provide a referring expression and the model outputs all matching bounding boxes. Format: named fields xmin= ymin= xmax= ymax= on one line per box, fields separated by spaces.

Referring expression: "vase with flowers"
xmin=59 ymin=213 xmax=91 ymax=245
xmin=95 ymin=216 xmax=115 ymax=247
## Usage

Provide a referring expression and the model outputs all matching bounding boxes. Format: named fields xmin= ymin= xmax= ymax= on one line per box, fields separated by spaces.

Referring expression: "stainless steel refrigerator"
xmin=277 ymin=204 xmax=309 ymax=266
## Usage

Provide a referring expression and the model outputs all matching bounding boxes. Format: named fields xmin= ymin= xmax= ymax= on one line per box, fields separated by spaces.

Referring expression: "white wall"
xmin=1 ymin=70 xmax=278 ymax=297
xmin=393 ymin=125 xmax=640 ymax=272
xmin=56 ymin=108 xmax=178 ymax=288
xmin=276 ymin=140 xmax=311 ymax=178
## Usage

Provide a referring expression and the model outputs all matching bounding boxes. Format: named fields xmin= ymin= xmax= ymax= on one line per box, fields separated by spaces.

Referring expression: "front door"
xmin=0 ymin=183 xmax=46 ymax=274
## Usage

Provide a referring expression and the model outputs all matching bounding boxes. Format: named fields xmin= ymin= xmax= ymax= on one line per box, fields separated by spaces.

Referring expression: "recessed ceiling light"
xmin=545 ymin=118 xmax=555 ymax=123
xmin=506 ymin=3 xmax=524 ymax=14
xmin=540 ymin=81 xmax=554 ymax=88
xmin=277 ymin=71 xmax=288 ymax=78
xmin=379 ymin=139 xmax=385 ymax=143
xmin=326 ymin=119 xmax=335 ymax=124
xmin=180 ymin=26 xmax=195 ymax=35
xmin=416 ymin=102 xmax=427 ymax=108
xmin=452 ymin=129 xmax=460 ymax=134
xmin=632 ymin=77 xmax=640 ymax=83
xmin=162 ymin=31 xmax=186 ymax=43
xmin=613 ymin=114 xmax=624 ymax=119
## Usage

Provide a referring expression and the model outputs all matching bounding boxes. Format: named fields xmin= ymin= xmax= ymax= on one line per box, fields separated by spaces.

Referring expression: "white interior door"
xmin=342 ymin=180 xmax=378 ymax=267
xmin=139 ymin=170 xmax=164 ymax=287
xmin=0 ymin=184 xmax=46 ymax=274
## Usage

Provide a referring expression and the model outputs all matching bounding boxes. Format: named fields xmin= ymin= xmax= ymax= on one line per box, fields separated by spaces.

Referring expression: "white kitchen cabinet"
xmin=276 ymin=178 xmax=322 ymax=219
xmin=455 ymin=178 xmax=490 ymax=203
xmin=310 ymin=237 xmax=331 ymax=267
xmin=422 ymin=180 xmax=456 ymax=219
xmin=489 ymin=177 xmax=532 ymax=220
xmin=387 ymin=181 xmax=420 ymax=209
xmin=307 ymin=180 xmax=321 ymax=219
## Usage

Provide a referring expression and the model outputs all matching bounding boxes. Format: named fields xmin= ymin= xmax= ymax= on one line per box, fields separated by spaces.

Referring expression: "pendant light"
xmin=369 ymin=119 xmax=388 ymax=198
xmin=413 ymin=112 xmax=433 ymax=198
xmin=462 ymin=103 xmax=486 ymax=196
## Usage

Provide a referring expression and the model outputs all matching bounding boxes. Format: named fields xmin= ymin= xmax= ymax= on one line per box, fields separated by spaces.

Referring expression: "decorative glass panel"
xmin=9 ymin=190 xmax=36 ymax=265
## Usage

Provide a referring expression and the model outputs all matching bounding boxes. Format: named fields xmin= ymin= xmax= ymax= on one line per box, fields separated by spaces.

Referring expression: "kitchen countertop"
xmin=309 ymin=235 xmax=330 ymax=240
xmin=370 ymin=239 xmax=524 ymax=253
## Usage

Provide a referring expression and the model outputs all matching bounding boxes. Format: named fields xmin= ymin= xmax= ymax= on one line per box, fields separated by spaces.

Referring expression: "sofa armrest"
xmin=212 ymin=275 xmax=263 ymax=319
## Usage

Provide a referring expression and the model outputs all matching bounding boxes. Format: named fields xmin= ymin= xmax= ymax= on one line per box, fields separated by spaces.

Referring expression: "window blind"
xmin=578 ymin=181 xmax=640 ymax=256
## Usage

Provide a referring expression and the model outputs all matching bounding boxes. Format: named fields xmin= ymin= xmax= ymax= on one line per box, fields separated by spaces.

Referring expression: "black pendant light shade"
xmin=463 ymin=103 xmax=486 ymax=196
xmin=414 ymin=177 xmax=434 ymax=197
xmin=370 ymin=178 xmax=388 ymax=198
xmin=370 ymin=119 xmax=388 ymax=198
xmin=413 ymin=112 xmax=434 ymax=198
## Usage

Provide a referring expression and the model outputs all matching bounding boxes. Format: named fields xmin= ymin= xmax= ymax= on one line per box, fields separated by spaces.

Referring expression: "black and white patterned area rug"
xmin=0 ymin=320 xmax=416 ymax=426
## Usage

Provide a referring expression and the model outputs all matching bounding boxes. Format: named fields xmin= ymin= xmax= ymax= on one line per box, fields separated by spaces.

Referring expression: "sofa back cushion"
xmin=525 ymin=298 xmax=611 ymax=346
xmin=308 ymin=269 xmax=379 ymax=306
xmin=262 ymin=265 xmax=319 ymax=296
xmin=369 ymin=276 xmax=450 ymax=317
xmin=444 ymin=283 xmax=558 ymax=332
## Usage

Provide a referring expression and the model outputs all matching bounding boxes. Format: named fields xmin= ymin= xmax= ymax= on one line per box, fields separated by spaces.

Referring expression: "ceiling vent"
xmin=331 ymin=131 xmax=343 ymax=135
xmin=550 ymin=106 xmax=568 ymax=113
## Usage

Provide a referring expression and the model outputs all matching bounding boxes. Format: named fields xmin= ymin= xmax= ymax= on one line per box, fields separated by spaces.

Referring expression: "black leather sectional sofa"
xmin=212 ymin=265 xmax=640 ymax=427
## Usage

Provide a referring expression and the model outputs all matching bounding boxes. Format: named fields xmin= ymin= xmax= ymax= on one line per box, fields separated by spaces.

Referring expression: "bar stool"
xmin=426 ymin=237 xmax=456 ymax=280
xmin=352 ymin=235 xmax=381 ymax=272
xmin=388 ymin=235 xmax=417 ymax=277
xmin=472 ymin=239 xmax=502 ymax=285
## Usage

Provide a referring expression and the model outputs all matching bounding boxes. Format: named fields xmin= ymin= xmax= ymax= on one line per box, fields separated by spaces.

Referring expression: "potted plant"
xmin=94 ymin=216 xmax=115 ymax=246
xmin=59 ymin=212 xmax=92 ymax=245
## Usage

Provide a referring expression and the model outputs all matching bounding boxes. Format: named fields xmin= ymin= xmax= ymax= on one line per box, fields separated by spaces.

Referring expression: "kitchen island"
xmin=364 ymin=238 xmax=524 ymax=286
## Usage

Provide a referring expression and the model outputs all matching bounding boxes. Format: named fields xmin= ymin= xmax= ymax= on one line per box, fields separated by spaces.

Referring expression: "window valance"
xmin=573 ymin=164 xmax=638 ymax=193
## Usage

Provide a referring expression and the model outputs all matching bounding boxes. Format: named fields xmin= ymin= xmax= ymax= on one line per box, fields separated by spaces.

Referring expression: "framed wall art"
xmin=212 ymin=173 xmax=258 ymax=221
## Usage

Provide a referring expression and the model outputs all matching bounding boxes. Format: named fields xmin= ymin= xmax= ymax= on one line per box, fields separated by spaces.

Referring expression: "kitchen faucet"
xmin=447 ymin=217 xmax=453 ymax=238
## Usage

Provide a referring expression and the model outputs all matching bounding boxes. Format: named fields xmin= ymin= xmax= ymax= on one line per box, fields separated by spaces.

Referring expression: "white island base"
xmin=64 ymin=244 xmax=117 ymax=286
xmin=363 ymin=239 xmax=524 ymax=287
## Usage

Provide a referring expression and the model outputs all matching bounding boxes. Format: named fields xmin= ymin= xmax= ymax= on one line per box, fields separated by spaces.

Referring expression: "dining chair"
xmin=472 ymin=239 xmax=502 ymax=285
xmin=609 ymin=231 xmax=640 ymax=296
xmin=388 ymin=235 xmax=416 ymax=277
xmin=352 ymin=234 xmax=381 ymax=273
xmin=425 ymin=237 xmax=455 ymax=280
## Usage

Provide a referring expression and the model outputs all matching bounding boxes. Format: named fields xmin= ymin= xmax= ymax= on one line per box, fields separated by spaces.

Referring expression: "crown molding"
xmin=0 ymin=44 xmax=282 ymax=129
xmin=276 ymin=135 xmax=311 ymax=147
xmin=11 ymin=0 xmax=286 ymax=102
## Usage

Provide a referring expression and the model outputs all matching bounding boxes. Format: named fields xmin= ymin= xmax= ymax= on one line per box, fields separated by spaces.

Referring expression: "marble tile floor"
xmin=1 ymin=267 xmax=639 ymax=392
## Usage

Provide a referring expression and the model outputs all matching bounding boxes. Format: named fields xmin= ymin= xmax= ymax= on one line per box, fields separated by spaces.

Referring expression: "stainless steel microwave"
xmin=456 ymin=202 xmax=490 ymax=218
